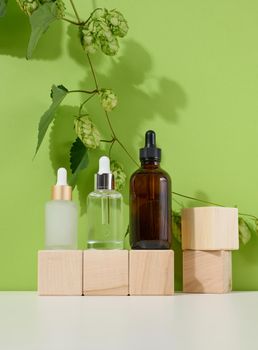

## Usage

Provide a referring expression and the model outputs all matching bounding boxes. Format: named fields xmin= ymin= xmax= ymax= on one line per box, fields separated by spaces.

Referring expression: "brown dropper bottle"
xmin=130 ymin=130 xmax=172 ymax=249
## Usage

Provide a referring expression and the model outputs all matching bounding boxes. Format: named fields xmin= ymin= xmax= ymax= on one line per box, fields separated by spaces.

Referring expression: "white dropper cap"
xmin=95 ymin=156 xmax=114 ymax=190
xmin=98 ymin=156 xmax=111 ymax=174
xmin=56 ymin=167 xmax=68 ymax=185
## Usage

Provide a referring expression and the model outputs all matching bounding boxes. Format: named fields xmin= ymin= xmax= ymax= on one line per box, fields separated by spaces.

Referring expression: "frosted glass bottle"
xmin=45 ymin=168 xmax=78 ymax=249
xmin=87 ymin=157 xmax=123 ymax=249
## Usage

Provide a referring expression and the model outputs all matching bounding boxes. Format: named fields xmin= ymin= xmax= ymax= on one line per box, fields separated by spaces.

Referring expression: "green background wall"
xmin=0 ymin=0 xmax=258 ymax=291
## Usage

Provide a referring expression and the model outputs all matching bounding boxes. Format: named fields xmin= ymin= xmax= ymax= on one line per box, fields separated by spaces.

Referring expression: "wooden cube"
xmin=129 ymin=250 xmax=174 ymax=296
xmin=182 ymin=207 xmax=239 ymax=250
xmin=183 ymin=250 xmax=232 ymax=293
xmin=38 ymin=250 xmax=83 ymax=296
xmin=83 ymin=250 xmax=129 ymax=296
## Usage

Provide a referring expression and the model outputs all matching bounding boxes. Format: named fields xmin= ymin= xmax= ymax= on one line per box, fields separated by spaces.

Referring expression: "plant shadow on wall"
xmin=0 ymin=0 xmax=62 ymax=59
xmin=49 ymin=104 xmax=105 ymax=213
xmin=5 ymin=0 xmax=257 ymax=248
xmin=64 ymin=32 xmax=187 ymax=212
xmin=49 ymin=34 xmax=187 ymax=252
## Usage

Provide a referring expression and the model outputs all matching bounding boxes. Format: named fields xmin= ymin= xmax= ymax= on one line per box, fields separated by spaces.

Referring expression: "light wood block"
xmin=129 ymin=250 xmax=174 ymax=296
xmin=83 ymin=250 xmax=129 ymax=296
xmin=182 ymin=207 xmax=239 ymax=250
xmin=38 ymin=250 xmax=83 ymax=296
xmin=183 ymin=250 xmax=232 ymax=293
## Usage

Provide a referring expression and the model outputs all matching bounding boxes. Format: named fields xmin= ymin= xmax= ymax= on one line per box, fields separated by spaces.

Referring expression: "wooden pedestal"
xmin=182 ymin=207 xmax=239 ymax=250
xmin=183 ymin=250 xmax=232 ymax=293
xmin=83 ymin=250 xmax=129 ymax=296
xmin=38 ymin=250 xmax=174 ymax=296
xmin=38 ymin=250 xmax=83 ymax=296
xmin=129 ymin=250 xmax=174 ymax=296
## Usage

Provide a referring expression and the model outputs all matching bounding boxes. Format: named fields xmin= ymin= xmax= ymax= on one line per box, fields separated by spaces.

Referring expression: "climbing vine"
xmin=1 ymin=0 xmax=257 ymax=244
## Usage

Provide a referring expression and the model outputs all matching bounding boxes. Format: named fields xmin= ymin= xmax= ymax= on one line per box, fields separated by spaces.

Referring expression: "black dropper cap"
xmin=140 ymin=130 xmax=161 ymax=162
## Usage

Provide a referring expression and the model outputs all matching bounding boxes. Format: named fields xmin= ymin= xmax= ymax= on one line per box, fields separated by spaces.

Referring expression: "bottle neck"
xmin=94 ymin=173 xmax=114 ymax=190
xmin=51 ymin=185 xmax=72 ymax=200
xmin=141 ymin=160 xmax=160 ymax=169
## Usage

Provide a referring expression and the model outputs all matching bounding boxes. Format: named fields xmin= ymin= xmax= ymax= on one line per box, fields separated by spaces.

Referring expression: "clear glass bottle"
xmin=87 ymin=156 xmax=123 ymax=249
xmin=45 ymin=168 xmax=77 ymax=249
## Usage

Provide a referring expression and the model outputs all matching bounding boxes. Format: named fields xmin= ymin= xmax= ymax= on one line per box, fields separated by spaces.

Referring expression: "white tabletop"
xmin=0 ymin=292 xmax=257 ymax=350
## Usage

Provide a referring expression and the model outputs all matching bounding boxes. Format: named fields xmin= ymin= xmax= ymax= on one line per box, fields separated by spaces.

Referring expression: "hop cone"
xmin=16 ymin=0 xmax=39 ymax=15
xmin=16 ymin=0 xmax=65 ymax=17
xmin=80 ymin=28 xmax=98 ymax=54
xmin=91 ymin=8 xmax=107 ymax=20
xmin=51 ymin=0 xmax=65 ymax=18
xmin=100 ymin=89 xmax=118 ymax=112
xmin=74 ymin=115 xmax=100 ymax=149
xmin=100 ymin=36 xmax=119 ymax=56
xmin=111 ymin=160 xmax=126 ymax=191
xmin=106 ymin=10 xmax=129 ymax=37
xmin=80 ymin=8 xmax=128 ymax=56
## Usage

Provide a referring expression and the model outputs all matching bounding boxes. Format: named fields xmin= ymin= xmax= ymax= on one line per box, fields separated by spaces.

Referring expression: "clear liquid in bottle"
xmin=87 ymin=157 xmax=123 ymax=249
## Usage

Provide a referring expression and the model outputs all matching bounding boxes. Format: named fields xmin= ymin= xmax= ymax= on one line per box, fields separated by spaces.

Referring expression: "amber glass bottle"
xmin=130 ymin=130 xmax=172 ymax=249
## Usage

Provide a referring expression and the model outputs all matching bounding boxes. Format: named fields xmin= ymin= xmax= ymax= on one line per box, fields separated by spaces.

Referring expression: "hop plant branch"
xmin=18 ymin=0 xmax=257 ymax=244
xmin=66 ymin=1 xmax=258 ymax=243
xmin=67 ymin=0 xmax=136 ymax=166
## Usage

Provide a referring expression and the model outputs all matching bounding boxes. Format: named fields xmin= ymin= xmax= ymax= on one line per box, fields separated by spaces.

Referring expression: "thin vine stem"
xmin=78 ymin=92 xmax=97 ymax=116
xmin=172 ymin=191 xmax=224 ymax=207
xmin=100 ymin=139 xmax=114 ymax=143
xmin=104 ymin=111 xmax=116 ymax=139
xmin=61 ymin=17 xmax=82 ymax=25
xmin=69 ymin=0 xmax=80 ymax=22
xmin=69 ymin=89 xmax=98 ymax=94
xmin=173 ymin=191 xmax=258 ymax=220
xmin=116 ymin=139 xmax=139 ymax=167
xmin=86 ymin=54 xmax=99 ymax=90
xmin=104 ymin=111 xmax=139 ymax=166
xmin=109 ymin=139 xmax=116 ymax=158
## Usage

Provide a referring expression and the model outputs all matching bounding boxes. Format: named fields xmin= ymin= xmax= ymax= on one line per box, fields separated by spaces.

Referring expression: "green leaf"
xmin=124 ymin=225 xmax=129 ymax=238
xmin=255 ymin=219 xmax=258 ymax=233
xmin=27 ymin=2 xmax=58 ymax=59
xmin=69 ymin=138 xmax=89 ymax=188
xmin=35 ymin=84 xmax=68 ymax=156
xmin=238 ymin=217 xmax=252 ymax=245
xmin=172 ymin=211 xmax=182 ymax=243
xmin=0 ymin=0 xmax=7 ymax=17
xmin=244 ymin=219 xmax=257 ymax=237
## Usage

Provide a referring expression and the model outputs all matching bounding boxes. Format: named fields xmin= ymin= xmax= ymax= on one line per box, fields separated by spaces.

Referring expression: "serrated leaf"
xmin=238 ymin=217 xmax=252 ymax=245
xmin=0 ymin=0 xmax=7 ymax=17
xmin=69 ymin=138 xmax=88 ymax=188
xmin=172 ymin=211 xmax=182 ymax=243
xmin=244 ymin=219 xmax=257 ymax=237
xmin=27 ymin=2 xmax=58 ymax=59
xmin=35 ymin=84 xmax=68 ymax=156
